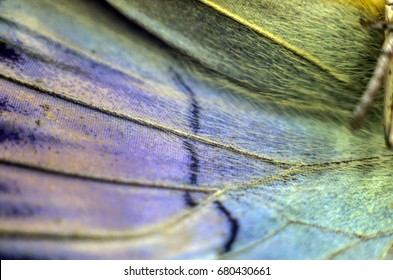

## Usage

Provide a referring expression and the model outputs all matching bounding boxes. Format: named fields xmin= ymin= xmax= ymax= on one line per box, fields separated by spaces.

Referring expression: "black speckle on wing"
xmin=0 ymin=124 xmax=22 ymax=143
xmin=0 ymin=97 xmax=13 ymax=114
xmin=0 ymin=41 xmax=21 ymax=62
xmin=214 ymin=201 xmax=239 ymax=254
xmin=171 ymin=69 xmax=201 ymax=134
xmin=183 ymin=192 xmax=198 ymax=207
xmin=183 ymin=140 xmax=200 ymax=186
xmin=0 ymin=182 xmax=19 ymax=194
xmin=171 ymin=70 xmax=203 ymax=208
xmin=0 ymin=201 xmax=40 ymax=218
xmin=0 ymin=120 xmax=59 ymax=147
xmin=0 ymin=96 xmax=32 ymax=117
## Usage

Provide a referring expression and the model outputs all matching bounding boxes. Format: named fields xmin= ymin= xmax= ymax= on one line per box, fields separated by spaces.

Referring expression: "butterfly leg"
xmin=350 ymin=1 xmax=393 ymax=148
xmin=383 ymin=1 xmax=393 ymax=146
xmin=350 ymin=38 xmax=393 ymax=129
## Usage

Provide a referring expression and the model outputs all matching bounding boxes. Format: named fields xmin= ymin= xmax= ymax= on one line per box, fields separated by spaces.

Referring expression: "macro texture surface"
xmin=0 ymin=0 xmax=392 ymax=259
